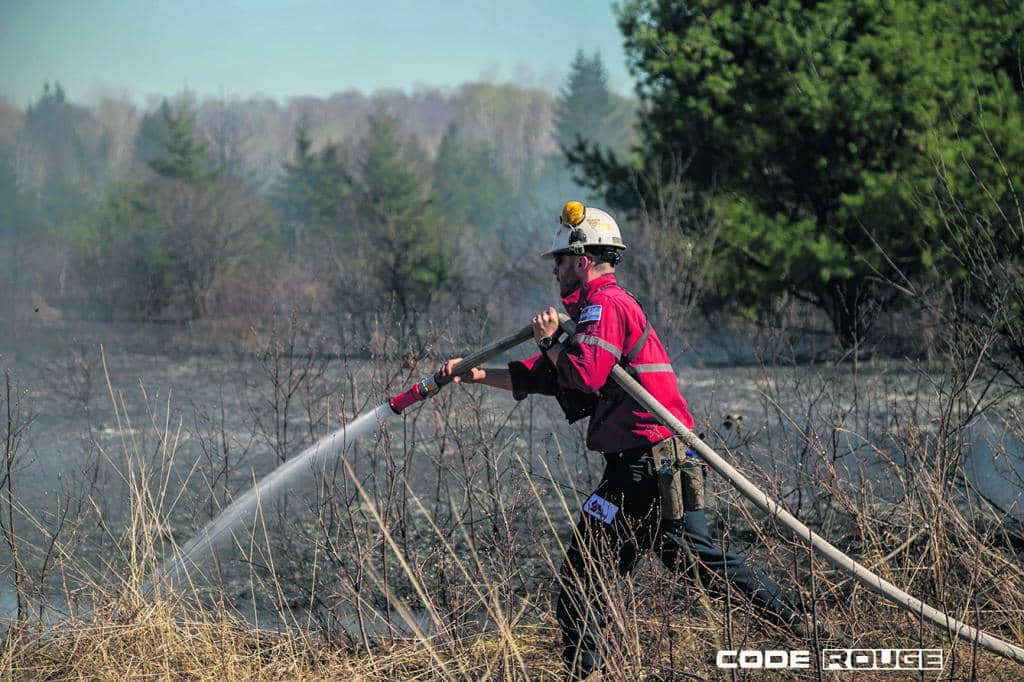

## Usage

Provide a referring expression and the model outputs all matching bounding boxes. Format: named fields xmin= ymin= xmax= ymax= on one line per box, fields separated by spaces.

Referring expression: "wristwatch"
xmin=537 ymin=335 xmax=556 ymax=352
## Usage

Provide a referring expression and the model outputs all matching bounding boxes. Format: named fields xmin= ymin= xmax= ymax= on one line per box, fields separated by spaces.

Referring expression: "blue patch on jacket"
xmin=579 ymin=305 xmax=602 ymax=324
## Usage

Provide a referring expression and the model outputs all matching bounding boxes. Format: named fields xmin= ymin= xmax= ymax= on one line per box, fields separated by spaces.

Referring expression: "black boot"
xmin=564 ymin=645 xmax=601 ymax=681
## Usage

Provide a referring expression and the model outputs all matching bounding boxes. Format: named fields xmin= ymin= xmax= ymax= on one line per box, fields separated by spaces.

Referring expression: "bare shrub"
xmin=247 ymin=310 xmax=339 ymax=465
xmin=0 ymin=365 xmax=36 ymax=622
xmin=627 ymin=155 xmax=721 ymax=348
xmin=151 ymin=179 xmax=273 ymax=320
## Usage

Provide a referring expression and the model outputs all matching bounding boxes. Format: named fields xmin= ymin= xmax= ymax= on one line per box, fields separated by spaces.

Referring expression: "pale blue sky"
xmin=0 ymin=1 xmax=636 ymax=106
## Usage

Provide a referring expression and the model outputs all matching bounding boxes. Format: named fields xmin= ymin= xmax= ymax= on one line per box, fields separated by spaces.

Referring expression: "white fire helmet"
xmin=540 ymin=201 xmax=627 ymax=258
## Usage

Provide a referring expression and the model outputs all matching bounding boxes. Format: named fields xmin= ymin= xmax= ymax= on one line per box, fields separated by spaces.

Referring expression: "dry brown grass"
xmin=0 ymin=600 xmax=563 ymax=681
xmin=2 ymin=330 xmax=1024 ymax=680
xmin=4 ymin=602 xmax=1023 ymax=680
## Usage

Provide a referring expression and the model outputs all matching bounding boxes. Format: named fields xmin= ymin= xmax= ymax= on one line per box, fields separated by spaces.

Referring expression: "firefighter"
xmin=440 ymin=201 xmax=809 ymax=679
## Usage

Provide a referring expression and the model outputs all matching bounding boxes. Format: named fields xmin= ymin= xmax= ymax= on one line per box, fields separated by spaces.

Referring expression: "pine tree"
xmin=148 ymin=104 xmax=213 ymax=183
xmin=0 ymin=152 xmax=36 ymax=322
xmin=357 ymin=114 xmax=450 ymax=315
xmin=133 ymin=100 xmax=172 ymax=169
xmin=277 ymin=121 xmax=351 ymax=250
xmin=433 ymin=123 xmax=512 ymax=229
xmin=23 ymin=81 xmax=89 ymax=223
xmin=554 ymin=51 xmax=616 ymax=152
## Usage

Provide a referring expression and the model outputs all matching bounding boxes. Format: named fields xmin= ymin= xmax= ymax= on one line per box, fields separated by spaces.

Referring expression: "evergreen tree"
xmin=433 ymin=123 xmax=512 ymax=229
xmin=554 ymin=51 xmax=616 ymax=153
xmin=70 ymin=101 xmax=263 ymax=319
xmin=277 ymin=121 xmax=351 ymax=250
xmin=548 ymin=51 xmax=634 ymax=206
xmin=148 ymin=103 xmax=213 ymax=183
xmin=23 ymin=81 xmax=89 ymax=224
xmin=133 ymin=100 xmax=172 ymax=169
xmin=357 ymin=114 xmax=451 ymax=315
xmin=67 ymin=180 xmax=172 ymax=317
xmin=0 ymin=152 xmax=37 ymax=321
xmin=574 ymin=0 xmax=1024 ymax=345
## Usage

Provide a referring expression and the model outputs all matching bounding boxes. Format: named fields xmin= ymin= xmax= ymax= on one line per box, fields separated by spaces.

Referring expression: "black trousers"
xmin=556 ymin=452 xmax=799 ymax=677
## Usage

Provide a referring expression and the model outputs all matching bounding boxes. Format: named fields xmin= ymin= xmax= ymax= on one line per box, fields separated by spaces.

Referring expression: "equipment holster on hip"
xmin=652 ymin=437 xmax=704 ymax=521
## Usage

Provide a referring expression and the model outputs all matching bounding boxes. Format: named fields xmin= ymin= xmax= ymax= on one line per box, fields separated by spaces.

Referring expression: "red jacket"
xmin=509 ymin=273 xmax=694 ymax=453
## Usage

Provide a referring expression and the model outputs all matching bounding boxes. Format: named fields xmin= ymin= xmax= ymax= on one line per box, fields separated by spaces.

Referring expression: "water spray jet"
xmin=150 ymin=322 xmax=536 ymax=597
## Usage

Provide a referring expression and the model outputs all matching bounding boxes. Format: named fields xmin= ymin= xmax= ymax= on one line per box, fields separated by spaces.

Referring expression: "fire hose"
xmin=388 ymin=323 xmax=536 ymax=414
xmin=388 ymin=317 xmax=1024 ymax=666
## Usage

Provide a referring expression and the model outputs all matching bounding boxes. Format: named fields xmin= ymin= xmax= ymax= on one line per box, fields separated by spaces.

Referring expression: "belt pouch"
xmin=653 ymin=439 xmax=684 ymax=521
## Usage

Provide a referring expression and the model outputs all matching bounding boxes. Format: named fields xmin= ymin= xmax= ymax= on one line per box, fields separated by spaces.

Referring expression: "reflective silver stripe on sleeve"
xmin=572 ymin=334 xmax=622 ymax=360
xmin=631 ymin=363 xmax=675 ymax=374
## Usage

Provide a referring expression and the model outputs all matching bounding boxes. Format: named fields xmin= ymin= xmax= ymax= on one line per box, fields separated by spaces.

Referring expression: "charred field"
xmin=1 ymin=319 xmax=1023 ymax=679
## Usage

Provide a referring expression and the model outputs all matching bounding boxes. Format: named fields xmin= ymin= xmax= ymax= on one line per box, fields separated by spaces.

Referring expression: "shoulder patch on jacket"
xmin=578 ymin=305 xmax=602 ymax=324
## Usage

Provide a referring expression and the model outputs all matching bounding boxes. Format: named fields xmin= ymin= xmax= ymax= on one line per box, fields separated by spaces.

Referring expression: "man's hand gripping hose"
xmin=388 ymin=323 xmax=536 ymax=414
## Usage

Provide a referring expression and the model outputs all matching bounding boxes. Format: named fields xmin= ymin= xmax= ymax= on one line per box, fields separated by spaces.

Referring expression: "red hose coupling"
xmin=388 ymin=374 xmax=440 ymax=414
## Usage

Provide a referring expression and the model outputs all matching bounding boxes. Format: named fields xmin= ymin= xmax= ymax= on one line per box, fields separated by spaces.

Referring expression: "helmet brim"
xmin=538 ymin=245 xmax=626 ymax=259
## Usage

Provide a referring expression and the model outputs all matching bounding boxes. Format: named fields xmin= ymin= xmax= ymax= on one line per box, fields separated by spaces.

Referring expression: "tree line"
xmin=3 ymin=3 xmax=1023 ymax=381
xmin=0 ymin=54 xmax=631 ymax=332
